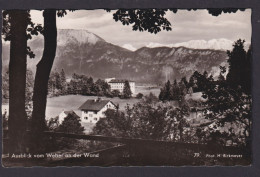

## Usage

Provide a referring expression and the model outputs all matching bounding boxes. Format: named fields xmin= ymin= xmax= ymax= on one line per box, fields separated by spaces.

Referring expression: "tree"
xmin=122 ymin=80 xmax=132 ymax=98
xmin=171 ymin=80 xmax=179 ymax=100
xmin=178 ymin=80 xmax=187 ymax=99
xmin=5 ymin=11 xmax=29 ymax=153
xmin=110 ymin=9 xmax=244 ymax=33
xmin=218 ymin=66 xmax=226 ymax=82
xmin=93 ymin=109 xmax=129 ymax=137
xmin=95 ymin=79 xmax=111 ymax=96
xmin=93 ymin=97 xmax=190 ymax=141
xmin=181 ymin=77 xmax=189 ymax=89
xmin=175 ymin=108 xmax=190 ymax=142
xmin=60 ymin=69 xmax=67 ymax=95
xmin=143 ymin=92 xmax=159 ymax=105
xmin=47 ymin=117 xmax=59 ymax=131
xmin=112 ymin=90 xmax=120 ymax=97
xmin=202 ymin=82 xmax=251 ymax=146
xmin=245 ymin=46 xmax=252 ymax=93
xmin=189 ymin=71 xmax=210 ymax=92
xmin=2 ymin=70 xmax=9 ymax=100
xmin=159 ymin=88 xmax=166 ymax=101
xmin=159 ymin=79 xmax=188 ymax=102
xmin=57 ymin=113 xmax=84 ymax=134
xmin=93 ymin=102 xmax=173 ymax=140
xmin=201 ymin=40 xmax=252 ymax=146
xmin=111 ymin=9 xmax=172 ymax=34
xmin=48 ymin=72 xmax=56 ymax=95
xmin=159 ymin=80 xmax=172 ymax=101
xmin=203 ymin=71 xmax=208 ymax=78
xmin=188 ymin=76 xmax=195 ymax=89
xmin=45 ymin=113 xmax=84 ymax=150
xmin=54 ymin=71 xmax=62 ymax=91
xmin=25 ymin=69 xmax=34 ymax=119
xmin=67 ymin=73 xmax=79 ymax=94
xmin=226 ymin=39 xmax=251 ymax=94
xmin=2 ymin=69 xmax=34 ymax=118
xmin=2 ymin=9 xmax=43 ymax=152
xmin=31 ymin=10 xmax=57 ymax=151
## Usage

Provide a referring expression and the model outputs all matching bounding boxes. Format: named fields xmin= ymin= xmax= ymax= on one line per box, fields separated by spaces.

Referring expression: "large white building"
xmin=105 ymin=78 xmax=135 ymax=94
xmin=78 ymin=98 xmax=117 ymax=124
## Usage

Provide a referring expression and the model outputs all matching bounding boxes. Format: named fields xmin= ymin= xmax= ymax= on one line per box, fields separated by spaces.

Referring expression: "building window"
xmin=94 ymin=118 xmax=97 ymax=121
xmin=84 ymin=117 xmax=88 ymax=120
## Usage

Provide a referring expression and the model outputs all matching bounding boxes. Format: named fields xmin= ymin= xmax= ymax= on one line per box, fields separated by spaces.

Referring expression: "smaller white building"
xmin=78 ymin=98 xmax=117 ymax=124
xmin=58 ymin=110 xmax=80 ymax=124
xmin=106 ymin=79 xmax=135 ymax=94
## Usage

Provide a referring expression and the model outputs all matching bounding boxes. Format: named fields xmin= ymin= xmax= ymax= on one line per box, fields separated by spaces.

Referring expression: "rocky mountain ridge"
xmin=2 ymin=29 xmax=229 ymax=84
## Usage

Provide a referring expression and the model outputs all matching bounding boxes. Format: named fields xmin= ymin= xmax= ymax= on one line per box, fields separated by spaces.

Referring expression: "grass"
xmin=1 ymin=86 xmax=161 ymax=134
xmin=44 ymin=86 xmax=161 ymax=134
xmin=135 ymin=86 xmax=161 ymax=97
xmin=46 ymin=86 xmax=161 ymax=119
xmin=2 ymin=88 xmax=212 ymax=134
xmin=46 ymin=95 xmax=141 ymax=119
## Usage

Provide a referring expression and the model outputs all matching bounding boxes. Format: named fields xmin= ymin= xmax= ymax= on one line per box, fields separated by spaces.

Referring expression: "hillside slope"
xmin=2 ymin=29 xmax=228 ymax=84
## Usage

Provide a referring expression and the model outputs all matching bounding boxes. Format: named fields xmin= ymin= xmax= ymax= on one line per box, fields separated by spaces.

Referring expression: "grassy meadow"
xmin=45 ymin=86 xmax=161 ymax=119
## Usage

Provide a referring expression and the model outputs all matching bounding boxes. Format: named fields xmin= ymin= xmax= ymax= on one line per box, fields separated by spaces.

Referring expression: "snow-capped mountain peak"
xmin=122 ymin=44 xmax=137 ymax=51
xmin=173 ymin=38 xmax=233 ymax=51
xmin=145 ymin=42 xmax=174 ymax=48
xmin=145 ymin=38 xmax=250 ymax=51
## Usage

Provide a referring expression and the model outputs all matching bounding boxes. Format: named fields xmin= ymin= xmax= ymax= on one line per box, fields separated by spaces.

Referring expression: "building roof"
xmin=62 ymin=110 xmax=80 ymax=118
xmin=64 ymin=110 xmax=75 ymax=115
xmin=108 ymin=79 xmax=134 ymax=83
xmin=78 ymin=99 xmax=113 ymax=111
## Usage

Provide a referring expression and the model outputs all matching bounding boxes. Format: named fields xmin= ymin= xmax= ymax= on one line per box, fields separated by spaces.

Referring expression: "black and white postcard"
xmin=1 ymin=9 xmax=252 ymax=167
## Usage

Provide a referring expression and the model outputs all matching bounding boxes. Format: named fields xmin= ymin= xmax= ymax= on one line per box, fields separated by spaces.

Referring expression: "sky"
xmin=30 ymin=9 xmax=252 ymax=50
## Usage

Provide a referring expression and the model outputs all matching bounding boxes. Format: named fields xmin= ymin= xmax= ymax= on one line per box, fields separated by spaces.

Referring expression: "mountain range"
xmin=2 ymin=29 xmax=231 ymax=84
xmin=141 ymin=38 xmax=250 ymax=51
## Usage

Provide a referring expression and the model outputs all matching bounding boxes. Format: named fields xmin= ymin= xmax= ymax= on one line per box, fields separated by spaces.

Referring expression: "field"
xmin=45 ymin=95 xmax=141 ymax=119
xmin=2 ymin=95 xmax=145 ymax=134
xmin=46 ymin=86 xmax=160 ymax=118
xmin=45 ymin=86 xmax=160 ymax=134
xmin=2 ymin=87 xmax=214 ymax=134
xmin=1 ymin=86 xmax=160 ymax=134
xmin=135 ymin=86 xmax=161 ymax=97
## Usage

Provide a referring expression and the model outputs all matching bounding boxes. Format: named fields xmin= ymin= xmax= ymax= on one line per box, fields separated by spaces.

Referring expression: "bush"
xmin=93 ymin=99 xmax=190 ymax=141
xmin=136 ymin=93 xmax=144 ymax=99
xmin=47 ymin=117 xmax=60 ymax=131
xmin=44 ymin=113 xmax=85 ymax=151
xmin=57 ymin=113 xmax=84 ymax=134
xmin=111 ymin=90 xmax=120 ymax=97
